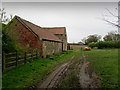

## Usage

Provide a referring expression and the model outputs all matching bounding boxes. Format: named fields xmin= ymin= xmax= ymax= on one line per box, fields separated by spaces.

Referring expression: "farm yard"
xmin=1 ymin=14 xmax=119 ymax=89
xmin=2 ymin=48 xmax=119 ymax=88
xmin=1 ymin=2 xmax=119 ymax=89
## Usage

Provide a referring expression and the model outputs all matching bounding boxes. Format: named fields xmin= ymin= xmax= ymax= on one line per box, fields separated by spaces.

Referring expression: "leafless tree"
xmin=0 ymin=8 xmax=13 ymax=24
xmin=102 ymin=2 xmax=120 ymax=32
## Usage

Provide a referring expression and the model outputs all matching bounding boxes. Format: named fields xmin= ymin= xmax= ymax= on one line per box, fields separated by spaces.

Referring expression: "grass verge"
xmin=3 ymin=50 xmax=81 ymax=88
xmin=83 ymin=49 xmax=119 ymax=88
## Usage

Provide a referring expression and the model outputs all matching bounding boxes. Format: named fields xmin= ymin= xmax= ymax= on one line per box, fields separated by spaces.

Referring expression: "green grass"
xmin=83 ymin=49 xmax=119 ymax=88
xmin=58 ymin=50 xmax=82 ymax=88
xmin=3 ymin=50 xmax=81 ymax=88
xmin=58 ymin=71 xmax=80 ymax=88
xmin=3 ymin=49 xmax=118 ymax=88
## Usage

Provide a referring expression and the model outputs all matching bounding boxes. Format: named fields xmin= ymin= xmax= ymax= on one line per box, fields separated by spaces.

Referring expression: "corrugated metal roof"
xmin=16 ymin=16 xmax=62 ymax=42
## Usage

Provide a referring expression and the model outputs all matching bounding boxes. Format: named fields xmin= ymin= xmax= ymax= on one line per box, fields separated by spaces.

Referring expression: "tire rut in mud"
xmin=79 ymin=54 xmax=101 ymax=88
xmin=37 ymin=56 xmax=75 ymax=88
xmin=57 ymin=54 xmax=82 ymax=88
xmin=37 ymin=53 xmax=101 ymax=88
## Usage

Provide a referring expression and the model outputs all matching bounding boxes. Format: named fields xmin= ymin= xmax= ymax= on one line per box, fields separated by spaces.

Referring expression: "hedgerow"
xmin=88 ymin=41 xmax=120 ymax=49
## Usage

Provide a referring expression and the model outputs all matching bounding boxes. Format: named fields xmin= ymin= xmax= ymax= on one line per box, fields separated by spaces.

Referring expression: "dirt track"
xmin=37 ymin=53 xmax=101 ymax=88
xmin=37 ymin=56 xmax=75 ymax=88
xmin=79 ymin=54 xmax=101 ymax=88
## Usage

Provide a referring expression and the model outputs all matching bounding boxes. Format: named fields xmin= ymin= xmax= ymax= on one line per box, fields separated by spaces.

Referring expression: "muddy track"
xmin=37 ymin=53 xmax=101 ymax=88
xmin=79 ymin=54 xmax=101 ymax=88
xmin=37 ymin=56 xmax=75 ymax=88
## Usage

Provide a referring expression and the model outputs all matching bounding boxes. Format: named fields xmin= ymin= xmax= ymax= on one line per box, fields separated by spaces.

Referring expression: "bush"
xmin=88 ymin=43 xmax=96 ymax=48
xmin=88 ymin=41 xmax=120 ymax=49
xmin=2 ymin=24 xmax=23 ymax=53
xmin=2 ymin=31 xmax=18 ymax=52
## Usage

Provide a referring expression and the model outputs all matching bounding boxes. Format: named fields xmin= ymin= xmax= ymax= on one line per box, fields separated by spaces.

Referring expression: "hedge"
xmin=88 ymin=41 xmax=120 ymax=49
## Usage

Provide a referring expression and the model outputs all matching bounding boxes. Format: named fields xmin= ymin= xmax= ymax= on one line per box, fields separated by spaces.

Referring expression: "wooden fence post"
xmin=36 ymin=50 xmax=38 ymax=58
xmin=24 ymin=52 xmax=27 ymax=64
xmin=16 ymin=51 xmax=18 ymax=67
xmin=2 ymin=52 xmax=5 ymax=72
xmin=32 ymin=50 xmax=34 ymax=60
xmin=31 ymin=51 xmax=32 ymax=61
xmin=39 ymin=49 xmax=41 ymax=57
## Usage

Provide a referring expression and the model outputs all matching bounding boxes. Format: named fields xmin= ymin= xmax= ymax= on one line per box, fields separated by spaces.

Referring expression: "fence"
xmin=2 ymin=49 xmax=41 ymax=72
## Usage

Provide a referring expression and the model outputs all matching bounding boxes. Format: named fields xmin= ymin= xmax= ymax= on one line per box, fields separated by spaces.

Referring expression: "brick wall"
xmin=68 ymin=45 xmax=86 ymax=49
xmin=6 ymin=18 xmax=42 ymax=50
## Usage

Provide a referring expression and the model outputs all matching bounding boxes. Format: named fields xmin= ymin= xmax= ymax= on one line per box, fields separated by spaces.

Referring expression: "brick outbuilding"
xmin=5 ymin=16 xmax=67 ymax=58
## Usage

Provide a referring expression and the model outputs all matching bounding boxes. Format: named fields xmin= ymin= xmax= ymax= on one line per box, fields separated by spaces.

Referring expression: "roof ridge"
xmin=42 ymin=27 xmax=65 ymax=28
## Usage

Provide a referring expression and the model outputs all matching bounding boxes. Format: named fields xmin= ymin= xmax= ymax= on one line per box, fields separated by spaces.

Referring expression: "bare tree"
xmin=0 ymin=8 xmax=13 ymax=24
xmin=102 ymin=2 xmax=120 ymax=31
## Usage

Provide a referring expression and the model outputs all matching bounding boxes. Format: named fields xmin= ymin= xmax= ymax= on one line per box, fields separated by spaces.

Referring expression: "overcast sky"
xmin=3 ymin=2 xmax=118 ymax=43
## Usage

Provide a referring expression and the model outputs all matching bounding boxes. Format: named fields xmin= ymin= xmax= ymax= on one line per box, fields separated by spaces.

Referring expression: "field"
xmin=57 ymin=49 xmax=119 ymax=88
xmin=3 ymin=49 xmax=119 ymax=88
xmin=84 ymin=49 xmax=119 ymax=88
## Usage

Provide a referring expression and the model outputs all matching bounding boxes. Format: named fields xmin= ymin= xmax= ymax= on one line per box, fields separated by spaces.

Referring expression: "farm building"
xmin=5 ymin=16 xmax=67 ymax=58
xmin=43 ymin=27 xmax=67 ymax=51
xmin=67 ymin=43 xmax=86 ymax=50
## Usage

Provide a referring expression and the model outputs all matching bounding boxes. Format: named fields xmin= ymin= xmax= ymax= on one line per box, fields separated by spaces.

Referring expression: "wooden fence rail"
xmin=2 ymin=49 xmax=41 ymax=72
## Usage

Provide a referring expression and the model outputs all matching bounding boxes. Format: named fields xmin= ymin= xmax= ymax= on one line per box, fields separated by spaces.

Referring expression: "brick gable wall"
xmin=6 ymin=18 xmax=42 ymax=50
